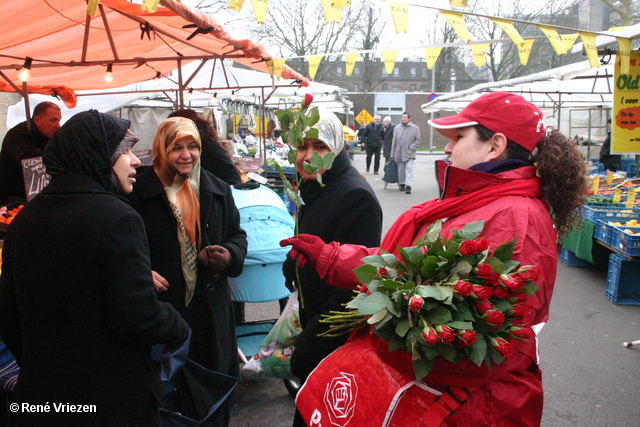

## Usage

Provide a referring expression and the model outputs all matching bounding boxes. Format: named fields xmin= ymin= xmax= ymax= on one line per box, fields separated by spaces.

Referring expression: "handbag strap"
xmin=420 ymin=386 xmax=474 ymax=427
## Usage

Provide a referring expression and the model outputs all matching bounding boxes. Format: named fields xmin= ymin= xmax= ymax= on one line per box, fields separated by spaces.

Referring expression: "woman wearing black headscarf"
xmin=0 ymin=110 xmax=190 ymax=427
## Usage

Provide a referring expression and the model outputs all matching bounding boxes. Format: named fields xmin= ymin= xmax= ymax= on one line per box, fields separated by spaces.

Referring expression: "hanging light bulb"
xmin=210 ymin=92 xmax=218 ymax=105
xmin=153 ymin=71 xmax=161 ymax=87
xmin=104 ymin=64 xmax=114 ymax=83
xmin=230 ymin=90 xmax=236 ymax=101
xmin=186 ymin=88 xmax=193 ymax=101
xmin=18 ymin=57 xmax=33 ymax=82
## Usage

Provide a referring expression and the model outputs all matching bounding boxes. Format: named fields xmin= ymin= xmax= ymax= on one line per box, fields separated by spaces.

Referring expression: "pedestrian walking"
xmin=390 ymin=112 xmax=420 ymax=194
xmin=362 ymin=115 xmax=384 ymax=174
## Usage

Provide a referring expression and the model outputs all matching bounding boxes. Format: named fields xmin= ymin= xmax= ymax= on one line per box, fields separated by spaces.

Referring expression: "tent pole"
xmin=261 ymin=87 xmax=267 ymax=169
xmin=23 ymin=82 xmax=31 ymax=132
xmin=177 ymin=59 xmax=184 ymax=109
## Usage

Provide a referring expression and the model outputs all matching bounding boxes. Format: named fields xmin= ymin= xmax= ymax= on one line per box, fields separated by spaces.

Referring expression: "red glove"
xmin=280 ymin=234 xmax=327 ymax=268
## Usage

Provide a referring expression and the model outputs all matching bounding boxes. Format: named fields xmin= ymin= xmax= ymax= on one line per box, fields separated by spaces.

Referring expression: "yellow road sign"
xmin=356 ymin=109 xmax=373 ymax=124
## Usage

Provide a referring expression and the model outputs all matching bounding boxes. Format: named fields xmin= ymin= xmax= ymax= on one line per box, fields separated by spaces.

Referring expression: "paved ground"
xmin=229 ymin=152 xmax=640 ymax=427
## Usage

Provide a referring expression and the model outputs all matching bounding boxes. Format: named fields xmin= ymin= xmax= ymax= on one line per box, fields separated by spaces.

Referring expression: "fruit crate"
xmin=606 ymin=253 xmax=640 ymax=305
xmin=594 ymin=216 xmax=640 ymax=245
xmin=610 ymin=225 xmax=640 ymax=256
xmin=560 ymin=247 xmax=594 ymax=267
xmin=582 ymin=205 xmax=640 ymax=222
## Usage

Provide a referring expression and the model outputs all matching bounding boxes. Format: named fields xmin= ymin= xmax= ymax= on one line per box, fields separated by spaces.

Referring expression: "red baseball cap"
xmin=428 ymin=92 xmax=546 ymax=153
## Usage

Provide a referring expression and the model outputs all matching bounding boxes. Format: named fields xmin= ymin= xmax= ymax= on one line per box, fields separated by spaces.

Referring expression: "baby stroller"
xmin=228 ymin=183 xmax=300 ymax=396
xmin=383 ymin=158 xmax=399 ymax=189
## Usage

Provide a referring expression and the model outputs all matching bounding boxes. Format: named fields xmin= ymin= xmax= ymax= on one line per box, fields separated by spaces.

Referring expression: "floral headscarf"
xmin=152 ymin=117 xmax=202 ymax=305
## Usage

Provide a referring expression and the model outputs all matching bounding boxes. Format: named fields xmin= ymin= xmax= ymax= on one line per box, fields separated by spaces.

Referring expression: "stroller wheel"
xmin=283 ymin=376 xmax=301 ymax=398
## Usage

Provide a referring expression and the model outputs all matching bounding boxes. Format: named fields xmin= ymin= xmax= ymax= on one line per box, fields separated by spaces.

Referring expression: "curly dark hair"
xmin=475 ymin=125 xmax=587 ymax=238
xmin=168 ymin=109 xmax=218 ymax=141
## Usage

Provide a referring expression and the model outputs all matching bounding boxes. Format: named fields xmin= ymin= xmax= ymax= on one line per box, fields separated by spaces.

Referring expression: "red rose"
xmin=301 ymin=93 xmax=313 ymax=108
xmin=509 ymin=326 xmax=535 ymax=339
xmin=518 ymin=266 xmax=540 ymax=281
xmin=476 ymin=263 xmax=493 ymax=277
xmin=436 ymin=325 xmax=456 ymax=344
xmin=491 ymin=337 xmax=513 ymax=357
xmin=510 ymin=292 xmax=528 ymax=304
xmin=422 ymin=326 xmax=440 ymax=346
xmin=501 ymin=275 xmax=524 ymax=292
xmin=485 ymin=310 xmax=505 ymax=329
xmin=509 ymin=304 xmax=531 ymax=319
xmin=453 ymin=280 xmax=473 ymax=297
xmin=474 ymin=300 xmax=494 ymax=314
xmin=471 ymin=285 xmax=492 ymax=300
xmin=379 ymin=267 xmax=389 ymax=276
xmin=455 ymin=329 xmax=477 ymax=348
xmin=409 ymin=295 xmax=424 ymax=313
xmin=474 ymin=238 xmax=490 ymax=252
xmin=492 ymin=286 xmax=509 ymax=299
xmin=459 ymin=240 xmax=479 ymax=256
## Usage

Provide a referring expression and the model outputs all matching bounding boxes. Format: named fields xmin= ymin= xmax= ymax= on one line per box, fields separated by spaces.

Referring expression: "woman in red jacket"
xmin=282 ymin=92 xmax=587 ymax=427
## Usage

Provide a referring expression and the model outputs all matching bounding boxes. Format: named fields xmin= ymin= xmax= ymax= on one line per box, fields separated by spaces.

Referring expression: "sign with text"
xmin=356 ymin=109 xmax=373 ymax=125
xmin=133 ymin=149 xmax=152 ymax=166
xmin=21 ymin=156 xmax=50 ymax=202
xmin=612 ymin=50 xmax=640 ymax=153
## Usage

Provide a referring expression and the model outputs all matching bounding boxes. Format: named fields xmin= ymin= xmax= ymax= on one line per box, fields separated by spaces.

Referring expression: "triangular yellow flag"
xmin=321 ymin=0 xmax=342 ymax=23
xmin=141 ymin=0 xmax=161 ymax=13
xmin=440 ymin=11 xmax=471 ymax=43
xmin=536 ymin=25 xmax=567 ymax=55
xmin=386 ymin=1 xmax=409 ymax=34
xmin=331 ymin=0 xmax=350 ymax=8
xmin=268 ymin=58 xmax=287 ymax=81
xmin=561 ymin=33 xmax=579 ymax=52
xmin=251 ymin=0 xmax=269 ymax=24
xmin=616 ymin=38 xmax=632 ymax=74
xmin=449 ymin=0 xmax=468 ymax=6
xmin=87 ymin=0 xmax=100 ymax=16
xmin=228 ymin=0 xmax=245 ymax=12
xmin=517 ymin=39 xmax=535 ymax=66
xmin=345 ymin=53 xmax=360 ymax=76
xmin=471 ymin=44 xmax=491 ymax=67
xmin=425 ymin=48 xmax=443 ymax=70
xmin=307 ymin=55 xmax=323 ymax=79
xmin=490 ymin=18 xmax=524 ymax=45
xmin=578 ymin=32 xmax=600 ymax=68
xmin=382 ymin=51 xmax=400 ymax=75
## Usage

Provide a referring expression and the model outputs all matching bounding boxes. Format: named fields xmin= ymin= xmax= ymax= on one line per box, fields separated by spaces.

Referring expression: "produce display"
xmin=0 ymin=203 xmax=24 ymax=225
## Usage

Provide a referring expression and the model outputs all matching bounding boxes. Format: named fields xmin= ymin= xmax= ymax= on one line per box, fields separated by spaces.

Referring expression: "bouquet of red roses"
xmin=321 ymin=220 xmax=540 ymax=382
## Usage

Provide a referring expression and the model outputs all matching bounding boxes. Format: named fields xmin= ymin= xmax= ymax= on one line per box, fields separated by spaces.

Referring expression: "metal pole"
xmin=429 ymin=65 xmax=435 ymax=153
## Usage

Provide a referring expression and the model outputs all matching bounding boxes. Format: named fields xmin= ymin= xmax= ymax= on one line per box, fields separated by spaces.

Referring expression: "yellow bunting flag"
xmin=471 ymin=44 xmax=491 ymax=67
xmin=141 ymin=0 xmax=161 ymax=13
xmin=449 ymin=0 xmax=468 ymax=7
xmin=382 ymin=51 xmax=400 ymax=75
xmin=386 ymin=1 xmax=409 ymax=34
xmin=331 ymin=0 xmax=350 ymax=8
xmin=228 ymin=0 xmax=245 ymax=12
xmin=607 ymin=170 xmax=613 ymax=185
xmin=561 ymin=33 xmax=579 ymax=52
xmin=251 ymin=0 xmax=269 ymax=24
xmin=490 ymin=18 xmax=523 ymax=45
xmin=518 ymin=39 xmax=535 ymax=66
xmin=425 ymin=47 xmax=443 ymax=70
xmin=613 ymin=189 xmax=622 ymax=204
xmin=307 ymin=55 xmax=323 ymax=79
xmin=321 ymin=0 xmax=342 ymax=23
xmin=578 ymin=32 xmax=600 ymax=68
xmin=616 ymin=38 xmax=632 ymax=74
xmin=439 ymin=11 xmax=471 ymax=43
xmin=536 ymin=25 xmax=567 ymax=55
xmin=268 ymin=58 xmax=287 ymax=80
xmin=592 ymin=175 xmax=600 ymax=195
xmin=345 ymin=53 xmax=360 ymax=76
xmin=627 ymin=188 xmax=637 ymax=209
xmin=87 ymin=0 xmax=100 ymax=16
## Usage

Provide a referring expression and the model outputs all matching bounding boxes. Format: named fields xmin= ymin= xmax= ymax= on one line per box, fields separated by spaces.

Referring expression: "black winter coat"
xmin=0 ymin=175 xmax=190 ymax=427
xmin=128 ymin=168 xmax=247 ymax=378
xmin=383 ymin=123 xmax=395 ymax=158
xmin=284 ymin=149 xmax=382 ymax=381
xmin=362 ymin=122 xmax=384 ymax=148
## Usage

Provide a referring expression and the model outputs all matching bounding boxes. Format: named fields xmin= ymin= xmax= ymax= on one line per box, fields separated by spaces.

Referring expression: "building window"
xmin=381 ymin=83 xmax=388 ymax=91
xmin=420 ymin=84 xmax=428 ymax=91
xmin=422 ymin=68 xmax=428 ymax=77
xmin=392 ymin=83 xmax=401 ymax=92
xmin=410 ymin=84 xmax=416 ymax=91
xmin=393 ymin=67 xmax=399 ymax=76
xmin=411 ymin=68 xmax=417 ymax=76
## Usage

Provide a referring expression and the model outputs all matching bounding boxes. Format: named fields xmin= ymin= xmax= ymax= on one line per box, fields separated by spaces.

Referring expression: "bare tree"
xmin=597 ymin=0 xmax=640 ymax=26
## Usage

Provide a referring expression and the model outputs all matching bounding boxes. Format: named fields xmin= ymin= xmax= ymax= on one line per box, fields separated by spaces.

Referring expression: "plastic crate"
xmin=582 ymin=206 xmax=640 ymax=222
xmin=594 ymin=216 xmax=640 ymax=245
xmin=606 ymin=253 xmax=640 ymax=305
xmin=610 ymin=225 xmax=640 ymax=256
xmin=560 ymin=247 xmax=594 ymax=267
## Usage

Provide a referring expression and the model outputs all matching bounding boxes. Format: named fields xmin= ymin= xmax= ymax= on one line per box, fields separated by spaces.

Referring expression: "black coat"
xmin=362 ymin=122 xmax=384 ymax=148
xmin=383 ymin=123 xmax=396 ymax=158
xmin=284 ymin=150 xmax=382 ymax=381
xmin=0 ymin=175 xmax=190 ymax=427
xmin=128 ymin=168 xmax=247 ymax=378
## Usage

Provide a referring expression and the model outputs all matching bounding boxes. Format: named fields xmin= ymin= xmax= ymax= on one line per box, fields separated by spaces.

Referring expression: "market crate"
xmin=582 ymin=206 xmax=640 ymax=222
xmin=606 ymin=253 xmax=640 ymax=305
xmin=610 ymin=225 xmax=640 ymax=257
xmin=560 ymin=247 xmax=594 ymax=267
xmin=594 ymin=216 xmax=640 ymax=245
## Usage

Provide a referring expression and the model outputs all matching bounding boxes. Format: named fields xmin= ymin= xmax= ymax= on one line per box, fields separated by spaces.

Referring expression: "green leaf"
xmin=437 ymin=284 xmax=455 ymax=305
xmin=354 ymin=264 xmax=378 ymax=285
xmin=437 ymin=343 xmax=458 ymax=363
xmin=458 ymin=220 xmax=485 ymax=240
xmin=345 ymin=292 xmax=367 ymax=310
xmin=367 ymin=279 xmax=381 ymax=293
xmin=484 ymin=256 xmax=504 ymax=273
xmin=387 ymin=335 xmax=406 ymax=352
xmin=286 ymin=189 xmax=304 ymax=207
xmin=321 ymin=151 xmax=336 ymax=170
xmin=299 ymin=110 xmax=308 ymax=127
xmin=426 ymin=305 xmax=452 ymax=325
xmin=413 ymin=359 xmax=434 ymax=382
xmin=381 ymin=279 xmax=400 ymax=291
xmin=381 ymin=253 xmax=398 ymax=266
xmin=451 ymin=260 xmax=472 ymax=277
xmin=415 ymin=285 xmax=446 ymax=301
xmin=287 ymin=148 xmax=297 ymax=165
xmin=395 ymin=319 xmax=410 ymax=337
xmin=361 ymin=255 xmax=386 ymax=268
xmin=386 ymin=298 xmax=402 ymax=316
xmin=416 ymin=219 xmax=443 ymax=247
xmin=447 ymin=320 xmax=473 ymax=330
xmin=469 ymin=335 xmax=487 ymax=366
xmin=357 ymin=292 xmax=390 ymax=315
xmin=305 ymin=128 xmax=319 ymax=140
xmin=307 ymin=106 xmax=320 ymax=127
xmin=523 ymin=280 xmax=540 ymax=296
xmin=398 ymin=245 xmax=422 ymax=270
xmin=367 ymin=308 xmax=388 ymax=325
xmin=501 ymin=260 xmax=520 ymax=274
xmin=493 ymin=238 xmax=516 ymax=261
xmin=421 ymin=256 xmax=440 ymax=278
xmin=492 ymin=299 xmax=512 ymax=312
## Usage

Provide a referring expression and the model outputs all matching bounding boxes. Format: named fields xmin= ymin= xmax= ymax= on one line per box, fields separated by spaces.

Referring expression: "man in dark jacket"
xmin=599 ymin=119 xmax=620 ymax=171
xmin=362 ymin=115 xmax=384 ymax=174
xmin=382 ymin=116 xmax=395 ymax=162
xmin=0 ymin=101 xmax=61 ymax=204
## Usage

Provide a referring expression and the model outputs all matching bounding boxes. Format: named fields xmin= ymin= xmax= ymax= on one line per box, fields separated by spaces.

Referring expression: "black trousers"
xmin=365 ymin=145 xmax=381 ymax=172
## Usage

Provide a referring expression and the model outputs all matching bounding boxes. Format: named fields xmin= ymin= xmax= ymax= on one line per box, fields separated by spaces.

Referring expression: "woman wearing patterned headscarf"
xmin=0 ymin=110 xmax=189 ymax=426
xmin=128 ymin=117 xmax=247 ymax=426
